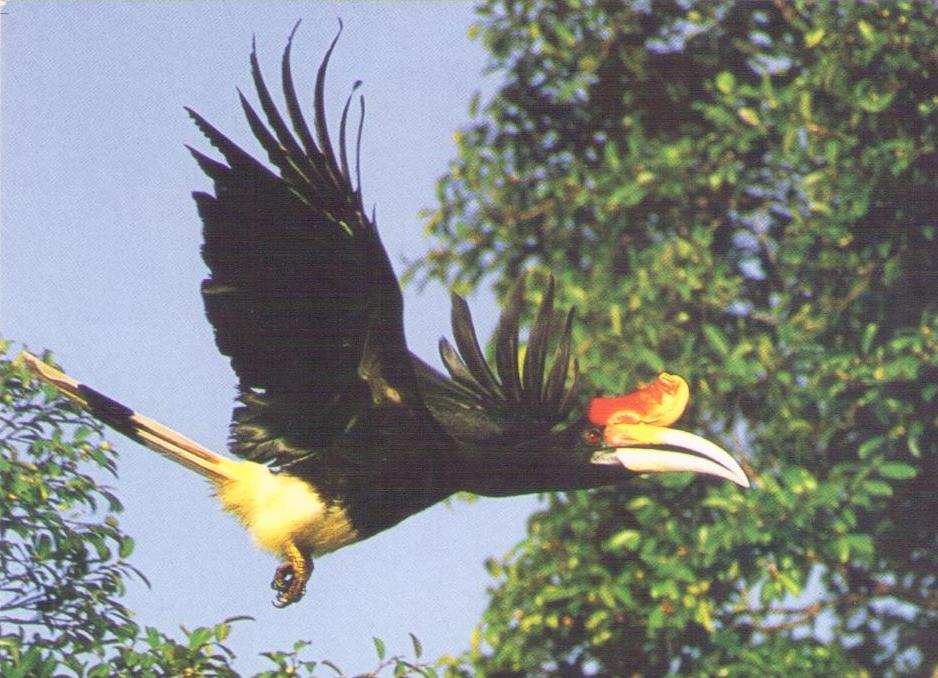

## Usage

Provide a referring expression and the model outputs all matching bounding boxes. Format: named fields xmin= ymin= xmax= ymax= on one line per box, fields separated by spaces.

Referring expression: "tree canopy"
xmin=412 ymin=1 xmax=938 ymax=675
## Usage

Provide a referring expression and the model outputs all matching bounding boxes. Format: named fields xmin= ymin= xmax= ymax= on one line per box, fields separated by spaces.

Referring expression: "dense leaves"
xmin=412 ymin=1 xmax=938 ymax=676
xmin=0 ymin=342 xmax=139 ymax=674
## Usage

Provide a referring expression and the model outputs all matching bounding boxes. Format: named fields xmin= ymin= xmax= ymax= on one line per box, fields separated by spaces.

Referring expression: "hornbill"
xmin=20 ymin=25 xmax=749 ymax=608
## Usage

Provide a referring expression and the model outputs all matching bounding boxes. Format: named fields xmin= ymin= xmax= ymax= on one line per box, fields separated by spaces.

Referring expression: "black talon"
xmin=270 ymin=547 xmax=313 ymax=607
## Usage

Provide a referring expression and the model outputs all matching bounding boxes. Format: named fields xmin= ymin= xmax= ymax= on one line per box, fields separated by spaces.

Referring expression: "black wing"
xmin=188 ymin=24 xmax=418 ymax=466
xmin=414 ymin=274 xmax=580 ymax=445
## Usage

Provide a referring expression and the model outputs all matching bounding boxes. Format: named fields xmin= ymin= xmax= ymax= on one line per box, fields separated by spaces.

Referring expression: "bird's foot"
xmin=271 ymin=561 xmax=294 ymax=592
xmin=271 ymin=543 xmax=313 ymax=608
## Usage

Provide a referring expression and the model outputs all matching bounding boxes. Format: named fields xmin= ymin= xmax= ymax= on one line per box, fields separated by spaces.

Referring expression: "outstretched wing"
xmin=188 ymin=24 xmax=418 ymax=466
xmin=414 ymin=274 xmax=580 ymax=446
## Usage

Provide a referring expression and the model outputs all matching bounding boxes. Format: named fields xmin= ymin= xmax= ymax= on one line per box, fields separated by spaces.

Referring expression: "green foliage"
xmin=413 ymin=2 xmax=938 ymax=675
xmin=0 ymin=342 xmax=435 ymax=677
xmin=0 ymin=342 xmax=140 ymax=674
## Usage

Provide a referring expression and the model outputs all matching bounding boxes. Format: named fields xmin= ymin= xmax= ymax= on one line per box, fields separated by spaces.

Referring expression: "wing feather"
xmin=190 ymin=27 xmax=417 ymax=465
xmin=420 ymin=274 xmax=580 ymax=444
xmin=281 ymin=23 xmax=322 ymax=170
xmin=493 ymin=277 xmax=525 ymax=401
xmin=313 ymin=26 xmax=343 ymax=186
xmin=523 ymin=276 xmax=554 ymax=407
xmin=450 ymin=293 xmax=504 ymax=400
xmin=543 ymin=308 xmax=575 ymax=411
xmin=249 ymin=38 xmax=309 ymax=169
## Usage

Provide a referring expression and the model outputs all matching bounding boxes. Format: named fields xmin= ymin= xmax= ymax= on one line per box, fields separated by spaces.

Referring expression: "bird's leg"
xmin=271 ymin=541 xmax=312 ymax=608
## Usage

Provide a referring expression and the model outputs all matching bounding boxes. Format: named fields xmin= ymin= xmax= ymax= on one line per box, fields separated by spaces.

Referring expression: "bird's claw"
xmin=273 ymin=582 xmax=305 ymax=608
xmin=271 ymin=546 xmax=312 ymax=608
xmin=271 ymin=561 xmax=294 ymax=592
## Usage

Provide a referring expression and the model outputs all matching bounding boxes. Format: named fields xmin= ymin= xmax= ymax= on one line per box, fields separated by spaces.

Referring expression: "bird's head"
xmin=422 ymin=274 xmax=750 ymax=493
xmin=582 ymin=372 xmax=748 ymax=487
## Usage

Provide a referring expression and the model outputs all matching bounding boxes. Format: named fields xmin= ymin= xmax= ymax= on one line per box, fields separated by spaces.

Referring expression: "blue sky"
xmin=2 ymin=3 xmax=544 ymax=672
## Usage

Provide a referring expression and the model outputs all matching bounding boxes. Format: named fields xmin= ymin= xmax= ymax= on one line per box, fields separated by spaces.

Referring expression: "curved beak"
xmin=593 ymin=423 xmax=750 ymax=488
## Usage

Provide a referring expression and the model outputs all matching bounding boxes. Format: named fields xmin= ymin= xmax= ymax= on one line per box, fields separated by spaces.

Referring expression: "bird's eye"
xmin=582 ymin=427 xmax=603 ymax=446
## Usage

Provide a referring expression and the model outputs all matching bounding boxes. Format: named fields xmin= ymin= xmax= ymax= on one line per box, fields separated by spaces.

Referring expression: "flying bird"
xmin=21 ymin=25 xmax=748 ymax=608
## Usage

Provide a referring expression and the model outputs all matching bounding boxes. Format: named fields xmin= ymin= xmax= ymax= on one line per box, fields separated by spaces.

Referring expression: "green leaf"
xmin=409 ymin=632 xmax=423 ymax=659
xmin=877 ymin=462 xmax=917 ymax=480
xmin=88 ymin=534 xmax=110 ymax=561
xmin=861 ymin=323 xmax=878 ymax=354
xmin=702 ymin=324 xmax=730 ymax=357
xmin=320 ymin=660 xmax=343 ymax=675
xmin=608 ymin=181 xmax=646 ymax=209
xmin=35 ymin=534 xmax=52 ymax=559
xmin=854 ymin=81 xmax=896 ymax=113
xmin=738 ymin=107 xmax=760 ymax=127
xmin=187 ymin=626 xmax=212 ymax=649
xmin=857 ymin=435 xmax=886 ymax=458
xmin=605 ymin=529 xmax=641 ymax=551
xmin=844 ymin=534 xmax=874 ymax=560
xmin=805 ymin=28 xmax=825 ymax=48
xmin=782 ymin=467 xmax=817 ymax=495
xmin=213 ymin=622 xmax=230 ymax=642
xmin=118 ymin=536 xmax=134 ymax=559
xmin=862 ymin=479 xmax=894 ymax=497
xmin=373 ymin=636 xmax=386 ymax=661
xmin=716 ymin=71 xmax=735 ymax=94
xmin=554 ymin=22 xmax=576 ymax=48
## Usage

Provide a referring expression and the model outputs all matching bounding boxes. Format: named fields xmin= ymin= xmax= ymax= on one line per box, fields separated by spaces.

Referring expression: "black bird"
xmin=21 ymin=25 xmax=748 ymax=607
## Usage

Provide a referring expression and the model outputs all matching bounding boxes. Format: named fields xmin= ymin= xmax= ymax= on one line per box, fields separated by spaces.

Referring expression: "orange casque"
xmin=587 ymin=373 xmax=690 ymax=428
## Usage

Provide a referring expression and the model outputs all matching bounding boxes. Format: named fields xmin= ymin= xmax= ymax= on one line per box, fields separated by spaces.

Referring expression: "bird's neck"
xmin=450 ymin=440 xmax=619 ymax=498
